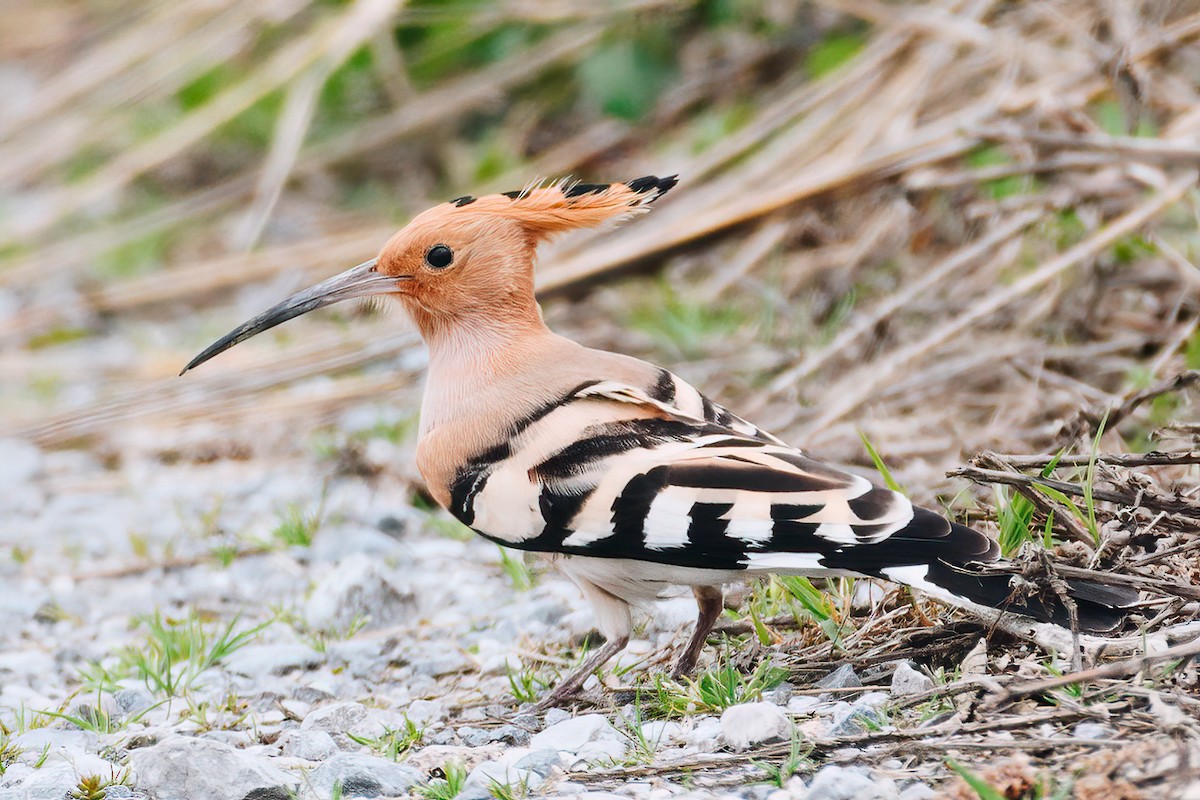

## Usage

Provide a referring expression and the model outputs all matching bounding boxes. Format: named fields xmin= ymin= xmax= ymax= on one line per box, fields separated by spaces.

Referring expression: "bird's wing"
xmin=448 ymin=378 xmax=993 ymax=573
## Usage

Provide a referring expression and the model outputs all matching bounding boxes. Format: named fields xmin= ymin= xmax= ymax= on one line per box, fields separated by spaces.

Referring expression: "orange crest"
xmin=442 ymin=175 xmax=678 ymax=240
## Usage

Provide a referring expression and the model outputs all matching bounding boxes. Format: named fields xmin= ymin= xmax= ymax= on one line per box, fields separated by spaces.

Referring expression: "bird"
xmin=182 ymin=175 xmax=1136 ymax=707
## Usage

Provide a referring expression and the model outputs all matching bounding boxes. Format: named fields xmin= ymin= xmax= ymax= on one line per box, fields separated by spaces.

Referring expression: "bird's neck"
xmin=410 ymin=293 xmax=557 ymax=435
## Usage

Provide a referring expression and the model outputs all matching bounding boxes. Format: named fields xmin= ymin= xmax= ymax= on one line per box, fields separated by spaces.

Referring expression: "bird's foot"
xmin=530 ymin=637 xmax=627 ymax=713
xmin=669 ymin=650 xmax=700 ymax=681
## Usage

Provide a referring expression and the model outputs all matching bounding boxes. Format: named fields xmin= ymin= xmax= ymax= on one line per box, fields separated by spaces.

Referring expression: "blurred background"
xmin=1 ymin=0 xmax=1198 ymax=478
xmin=1 ymin=1 xmax=1200 ymax=794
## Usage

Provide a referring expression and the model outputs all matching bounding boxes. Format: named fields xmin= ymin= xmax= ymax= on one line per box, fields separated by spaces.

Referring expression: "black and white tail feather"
xmin=449 ymin=370 xmax=1136 ymax=632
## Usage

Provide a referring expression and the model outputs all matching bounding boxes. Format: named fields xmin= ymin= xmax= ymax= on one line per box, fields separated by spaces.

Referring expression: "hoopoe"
xmin=183 ymin=176 xmax=1135 ymax=706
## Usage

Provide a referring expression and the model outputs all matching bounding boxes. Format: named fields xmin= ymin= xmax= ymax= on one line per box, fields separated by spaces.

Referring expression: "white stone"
xmin=640 ymin=720 xmax=684 ymax=746
xmin=277 ymin=729 xmax=338 ymax=761
xmin=303 ymin=553 xmax=416 ymax=632
xmin=899 ymin=784 xmax=938 ymax=800
xmin=806 ymin=765 xmax=899 ymax=800
xmin=0 ymin=439 xmax=41 ymax=486
xmin=683 ymin=716 xmax=724 ymax=752
xmin=224 ymin=643 xmax=322 ymax=677
xmin=530 ymin=714 xmax=624 ymax=755
xmin=786 ymin=696 xmax=822 ymax=715
xmin=128 ymin=736 xmax=299 ymax=800
xmin=719 ymin=702 xmax=792 ymax=750
xmin=7 ymin=762 xmax=77 ymax=800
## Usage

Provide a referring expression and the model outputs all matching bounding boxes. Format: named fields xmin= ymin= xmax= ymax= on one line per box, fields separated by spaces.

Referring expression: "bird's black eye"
xmin=425 ymin=244 xmax=454 ymax=269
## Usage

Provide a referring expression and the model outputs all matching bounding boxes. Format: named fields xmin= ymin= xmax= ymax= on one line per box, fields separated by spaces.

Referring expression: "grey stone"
xmin=463 ymin=750 xmax=548 ymax=797
xmin=828 ymin=702 xmax=883 ymax=737
xmin=308 ymin=752 xmax=421 ymax=798
xmin=428 ymin=728 xmax=457 ymax=746
xmin=807 ymin=765 xmax=899 ymax=800
xmin=128 ymin=736 xmax=298 ymax=800
xmin=292 ymin=684 xmax=336 ymax=705
xmin=738 ymin=786 xmax=776 ymax=800
xmin=457 ymin=726 xmax=494 ymax=747
xmin=763 ymin=682 xmax=794 ymax=705
xmin=899 ymin=784 xmax=938 ymax=800
xmin=543 ymin=708 xmax=571 ymax=727
xmin=492 ymin=724 xmax=531 ymax=746
xmin=816 ymin=664 xmax=862 ymax=690
xmin=304 ymin=553 xmax=416 ymax=632
xmin=890 ymin=662 xmax=934 ymax=696
xmin=410 ymin=651 xmax=470 ymax=677
xmin=301 ymin=702 xmax=412 ymax=750
xmin=719 ymin=702 xmax=792 ymax=750
xmin=114 ymin=687 xmax=156 ymax=716
xmin=457 ymin=724 xmax=529 ymax=747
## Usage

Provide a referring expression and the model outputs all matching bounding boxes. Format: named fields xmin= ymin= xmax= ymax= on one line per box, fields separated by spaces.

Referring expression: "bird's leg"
xmin=533 ymin=634 xmax=629 ymax=711
xmin=671 ymin=585 xmax=724 ymax=679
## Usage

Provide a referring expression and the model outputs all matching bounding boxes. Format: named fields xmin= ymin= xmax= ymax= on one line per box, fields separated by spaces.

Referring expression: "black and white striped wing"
xmin=448 ymin=379 xmax=996 ymax=576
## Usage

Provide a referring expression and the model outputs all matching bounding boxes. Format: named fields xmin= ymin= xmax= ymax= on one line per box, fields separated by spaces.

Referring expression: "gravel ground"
xmin=0 ymin=423 xmax=942 ymax=800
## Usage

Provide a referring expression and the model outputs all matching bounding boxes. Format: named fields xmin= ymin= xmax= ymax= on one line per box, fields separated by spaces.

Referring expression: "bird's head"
xmin=180 ymin=175 xmax=677 ymax=374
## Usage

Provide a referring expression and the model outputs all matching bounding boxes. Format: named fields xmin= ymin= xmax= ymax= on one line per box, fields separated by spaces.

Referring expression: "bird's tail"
xmin=826 ymin=508 xmax=1138 ymax=633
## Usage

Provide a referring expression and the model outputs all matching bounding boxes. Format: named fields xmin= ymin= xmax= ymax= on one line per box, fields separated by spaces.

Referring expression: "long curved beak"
xmin=180 ymin=258 xmax=402 ymax=375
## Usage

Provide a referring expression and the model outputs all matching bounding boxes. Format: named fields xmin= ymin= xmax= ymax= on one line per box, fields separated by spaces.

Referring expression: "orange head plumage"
xmin=180 ymin=176 xmax=677 ymax=374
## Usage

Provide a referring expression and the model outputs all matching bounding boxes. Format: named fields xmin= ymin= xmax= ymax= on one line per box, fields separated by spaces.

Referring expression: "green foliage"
xmin=0 ymin=736 xmax=22 ymax=776
xmin=70 ymin=770 xmax=133 ymax=800
xmin=1110 ymin=234 xmax=1157 ymax=264
xmin=965 ymin=145 xmax=1033 ymax=199
xmin=92 ymin=229 xmax=172 ymax=279
xmin=1185 ymin=329 xmax=1200 ymax=371
xmin=396 ymin=8 xmax=538 ymax=87
xmin=179 ymin=690 xmax=251 ymax=733
xmin=648 ymin=658 xmax=787 ymax=717
xmin=1090 ymin=98 xmax=1157 ymax=137
xmin=427 ymin=514 xmax=474 ymax=541
xmin=81 ymin=611 xmax=272 ymax=698
xmin=995 ymin=485 xmax=1036 ymax=556
xmin=487 ymin=773 xmax=531 ymax=800
xmin=626 ymin=280 xmax=747 ymax=359
xmin=172 ymin=67 xmax=283 ymax=150
xmin=346 ymin=715 xmax=424 ymax=761
xmin=1082 ymin=416 xmax=1105 ymax=546
xmin=859 ymin=432 xmax=904 ymax=492
xmin=777 ymin=576 xmax=844 ymax=645
xmin=26 ymin=327 xmax=91 ymax=351
xmin=806 ymin=31 xmax=865 ymax=78
xmin=505 ymin=659 xmax=548 ymax=705
xmin=498 ymin=547 xmax=535 ymax=591
xmin=753 ymin=728 xmax=811 ymax=787
xmin=612 ymin=704 xmax=661 ymax=766
xmin=946 ymin=759 xmax=1007 ymax=800
xmin=272 ymin=502 xmax=323 ymax=548
xmin=578 ymin=33 xmax=677 ymax=121
xmin=417 ymin=762 xmax=469 ymax=800
xmin=689 ymin=102 xmax=755 ymax=154
xmin=274 ymin=605 xmax=365 ymax=653
xmin=39 ymin=695 xmax=130 ymax=734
